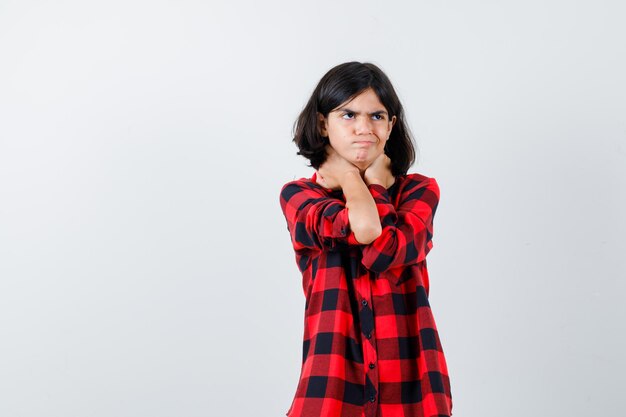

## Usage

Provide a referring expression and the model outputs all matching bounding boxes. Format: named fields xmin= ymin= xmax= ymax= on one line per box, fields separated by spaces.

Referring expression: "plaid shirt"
xmin=279 ymin=171 xmax=453 ymax=417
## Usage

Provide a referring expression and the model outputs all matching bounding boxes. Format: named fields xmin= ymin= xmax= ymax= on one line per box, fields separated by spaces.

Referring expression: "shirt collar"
xmin=311 ymin=171 xmax=336 ymax=193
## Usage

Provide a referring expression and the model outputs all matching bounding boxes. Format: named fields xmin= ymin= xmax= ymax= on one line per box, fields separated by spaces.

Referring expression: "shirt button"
xmin=366 ymin=333 xmax=372 ymax=339
xmin=369 ymin=395 xmax=376 ymax=402
xmin=369 ymin=362 xmax=375 ymax=369
xmin=361 ymin=299 xmax=368 ymax=306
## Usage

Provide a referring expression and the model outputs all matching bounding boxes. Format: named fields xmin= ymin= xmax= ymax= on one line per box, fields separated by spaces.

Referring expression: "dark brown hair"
xmin=292 ymin=61 xmax=417 ymax=176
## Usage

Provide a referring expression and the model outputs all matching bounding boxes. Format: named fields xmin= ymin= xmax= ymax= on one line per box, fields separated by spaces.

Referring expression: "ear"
xmin=317 ymin=112 xmax=328 ymax=137
xmin=390 ymin=115 xmax=397 ymax=129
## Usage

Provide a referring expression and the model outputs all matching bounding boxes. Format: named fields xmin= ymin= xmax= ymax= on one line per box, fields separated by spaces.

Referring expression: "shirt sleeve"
xmin=279 ymin=181 xmax=363 ymax=252
xmin=360 ymin=176 xmax=440 ymax=273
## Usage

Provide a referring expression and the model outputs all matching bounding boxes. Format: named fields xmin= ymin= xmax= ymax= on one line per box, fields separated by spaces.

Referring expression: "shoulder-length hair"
xmin=292 ymin=61 xmax=417 ymax=176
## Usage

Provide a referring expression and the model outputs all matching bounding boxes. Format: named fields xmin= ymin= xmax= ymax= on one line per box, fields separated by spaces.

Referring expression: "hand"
xmin=316 ymin=145 xmax=360 ymax=190
xmin=364 ymin=152 xmax=394 ymax=188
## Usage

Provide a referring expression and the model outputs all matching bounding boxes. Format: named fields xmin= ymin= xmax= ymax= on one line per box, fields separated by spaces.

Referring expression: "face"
xmin=318 ymin=87 xmax=396 ymax=170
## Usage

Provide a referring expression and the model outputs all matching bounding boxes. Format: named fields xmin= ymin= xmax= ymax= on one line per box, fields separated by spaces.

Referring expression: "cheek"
xmin=378 ymin=133 xmax=388 ymax=146
xmin=328 ymin=131 xmax=350 ymax=148
xmin=327 ymin=135 xmax=342 ymax=149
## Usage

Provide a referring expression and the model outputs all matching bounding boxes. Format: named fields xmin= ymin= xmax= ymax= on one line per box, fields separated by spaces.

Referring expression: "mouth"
xmin=353 ymin=140 xmax=375 ymax=146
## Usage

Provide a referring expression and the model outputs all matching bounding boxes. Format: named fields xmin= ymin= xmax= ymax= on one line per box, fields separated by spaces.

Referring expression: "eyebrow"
xmin=333 ymin=107 xmax=388 ymax=116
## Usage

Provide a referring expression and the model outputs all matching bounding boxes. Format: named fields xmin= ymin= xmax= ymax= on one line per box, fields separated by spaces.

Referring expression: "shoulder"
xmin=401 ymin=172 xmax=439 ymax=189
xmin=279 ymin=176 xmax=326 ymax=203
xmin=280 ymin=176 xmax=316 ymax=194
xmin=398 ymin=172 xmax=440 ymax=200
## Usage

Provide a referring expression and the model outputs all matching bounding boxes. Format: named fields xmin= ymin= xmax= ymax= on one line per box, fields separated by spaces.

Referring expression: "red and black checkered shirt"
xmin=279 ymin=171 xmax=453 ymax=417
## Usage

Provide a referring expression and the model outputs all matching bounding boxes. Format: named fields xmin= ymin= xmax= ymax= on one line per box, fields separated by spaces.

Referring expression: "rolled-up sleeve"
xmin=279 ymin=181 xmax=363 ymax=252
xmin=360 ymin=177 xmax=439 ymax=273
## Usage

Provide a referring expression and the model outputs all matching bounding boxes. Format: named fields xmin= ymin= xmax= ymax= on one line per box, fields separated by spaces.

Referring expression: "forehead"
xmin=333 ymin=88 xmax=386 ymax=111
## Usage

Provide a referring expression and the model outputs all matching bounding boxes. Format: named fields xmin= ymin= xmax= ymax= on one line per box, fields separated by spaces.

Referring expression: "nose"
xmin=355 ymin=115 xmax=373 ymax=135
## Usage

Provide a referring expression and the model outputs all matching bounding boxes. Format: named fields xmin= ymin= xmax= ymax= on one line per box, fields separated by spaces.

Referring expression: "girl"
xmin=279 ymin=62 xmax=453 ymax=417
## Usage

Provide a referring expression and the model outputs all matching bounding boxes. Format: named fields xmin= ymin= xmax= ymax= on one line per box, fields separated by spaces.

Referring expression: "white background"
xmin=1 ymin=1 xmax=625 ymax=416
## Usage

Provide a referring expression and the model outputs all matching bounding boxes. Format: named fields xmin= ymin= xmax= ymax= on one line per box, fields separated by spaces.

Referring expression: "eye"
xmin=372 ymin=114 xmax=385 ymax=121
xmin=341 ymin=112 xmax=355 ymax=120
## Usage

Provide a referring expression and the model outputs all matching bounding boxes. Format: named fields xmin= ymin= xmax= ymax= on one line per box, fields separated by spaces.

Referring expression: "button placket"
xmin=358 ymin=276 xmax=379 ymax=415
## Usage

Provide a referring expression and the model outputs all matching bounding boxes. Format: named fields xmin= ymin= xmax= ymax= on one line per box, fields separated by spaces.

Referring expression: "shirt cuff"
xmin=335 ymin=207 xmax=362 ymax=245
xmin=334 ymin=209 xmax=351 ymax=237
xmin=367 ymin=183 xmax=391 ymax=203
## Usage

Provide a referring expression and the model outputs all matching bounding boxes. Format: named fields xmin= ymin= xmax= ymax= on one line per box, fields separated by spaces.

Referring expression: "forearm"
xmin=360 ymin=177 xmax=440 ymax=273
xmin=340 ymin=171 xmax=382 ymax=244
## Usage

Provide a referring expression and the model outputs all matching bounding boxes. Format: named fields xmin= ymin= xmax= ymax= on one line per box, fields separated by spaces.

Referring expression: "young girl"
xmin=279 ymin=62 xmax=453 ymax=417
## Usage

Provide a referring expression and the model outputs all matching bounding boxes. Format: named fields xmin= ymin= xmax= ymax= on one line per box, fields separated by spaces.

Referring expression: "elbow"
xmin=354 ymin=223 xmax=382 ymax=245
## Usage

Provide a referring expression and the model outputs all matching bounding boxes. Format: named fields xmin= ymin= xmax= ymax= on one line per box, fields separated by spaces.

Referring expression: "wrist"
xmin=366 ymin=177 xmax=385 ymax=187
xmin=338 ymin=170 xmax=363 ymax=188
xmin=365 ymin=175 xmax=394 ymax=188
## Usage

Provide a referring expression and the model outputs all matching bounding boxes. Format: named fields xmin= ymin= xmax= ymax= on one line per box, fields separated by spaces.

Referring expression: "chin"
xmin=352 ymin=159 xmax=374 ymax=171
xmin=336 ymin=148 xmax=379 ymax=168
xmin=353 ymin=153 xmax=380 ymax=166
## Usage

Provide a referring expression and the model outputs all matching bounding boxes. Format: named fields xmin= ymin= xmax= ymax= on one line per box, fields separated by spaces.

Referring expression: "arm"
xmin=340 ymin=171 xmax=382 ymax=244
xmin=360 ymin=176 xmax=440 ymax=273
xmin=312 ymin=144 xmax=382 ymax=245
xmin=279 ymin=180 xmax=364 ymax=252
